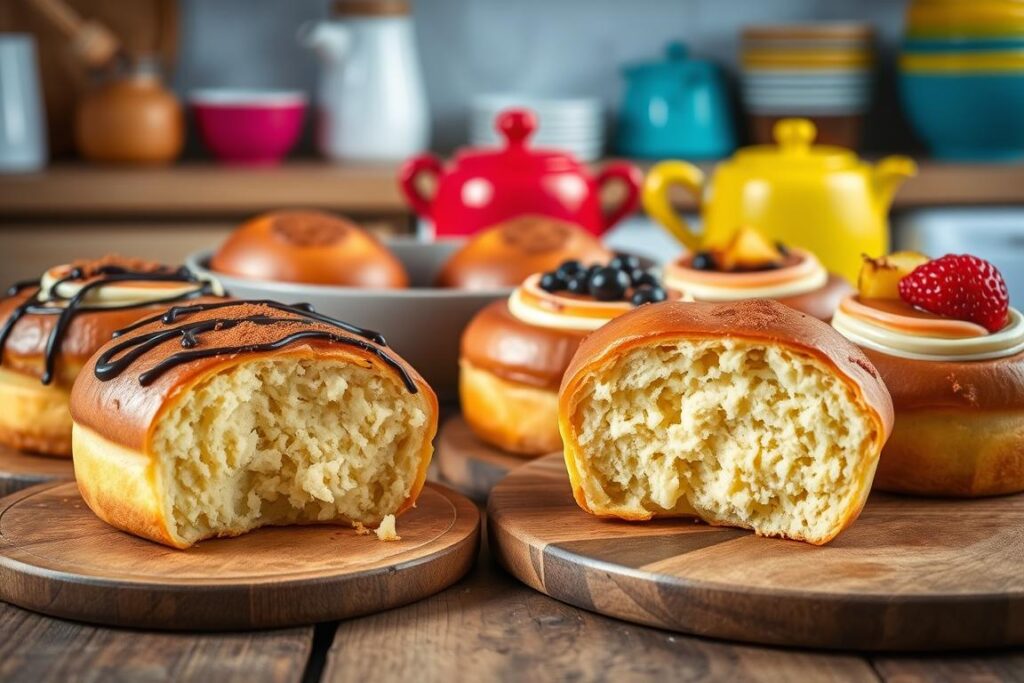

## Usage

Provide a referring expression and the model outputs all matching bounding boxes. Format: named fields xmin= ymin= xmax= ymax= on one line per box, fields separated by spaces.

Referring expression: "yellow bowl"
xmin=900 ymin=50 xmax=1024 ymax=73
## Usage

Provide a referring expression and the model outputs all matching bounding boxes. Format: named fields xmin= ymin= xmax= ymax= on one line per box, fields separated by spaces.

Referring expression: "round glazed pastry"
xmin=663 ymin=228 xmax=851 ymax=320
xmin=211 ymin=210 xmax=409 ymax=288
xmin=70 ymin=299 xmax=438 ymax=549
xmin=436 ymin=214 xmax=612 ymax=290
xmin=460 ymin=256 xmax=675 ymax=455
xmin=0 ymin=256 xmax=223 ymax=456
xmin=559 ymin=299 xmax=893 ymax=545
xmin=833 ymin=252 xmax=1024 ymax=497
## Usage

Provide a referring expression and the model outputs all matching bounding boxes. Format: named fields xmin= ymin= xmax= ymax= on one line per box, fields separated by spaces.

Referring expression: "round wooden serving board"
xmin=489 ymin=454 xmax=1024 ymax=652
xmin=435 ymin=415 xmax=531 ymax=502
xmin=0 ymin=481 xmax=480 ymax=631
xmin=0 ymin=445 xmax=75 ymax=497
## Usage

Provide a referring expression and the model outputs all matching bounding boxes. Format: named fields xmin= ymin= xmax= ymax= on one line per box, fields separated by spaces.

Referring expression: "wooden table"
xmin=2 ymin=517 xmax=1021 ymax=683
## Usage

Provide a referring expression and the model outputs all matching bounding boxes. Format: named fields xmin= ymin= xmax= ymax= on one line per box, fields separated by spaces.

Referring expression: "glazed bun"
xmin=558 ymin=299 xmax=893 ymax=545
xmin=211 ymin=210 xmax=409 ymax=288
xmin=0 ymin=256 xmax=223 ymax=456
xmin=437 ymin=215 xmax=612 ymax=290
xmin=70 ymin=300 xmax=437 ymax=549
xmin=460 ymin=301 xmax=588 ymax=455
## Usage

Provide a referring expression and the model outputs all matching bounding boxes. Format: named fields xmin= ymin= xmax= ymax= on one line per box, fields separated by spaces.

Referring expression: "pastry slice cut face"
xmin=558 ymin=299 xmax=893 ymax=545
xmin=70 ymin=300 xmax=438 ymax=549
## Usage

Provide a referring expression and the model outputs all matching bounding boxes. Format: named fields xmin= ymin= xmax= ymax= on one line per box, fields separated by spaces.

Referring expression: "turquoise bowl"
xmin=900 ymin=71 xmax=1024 ymax=160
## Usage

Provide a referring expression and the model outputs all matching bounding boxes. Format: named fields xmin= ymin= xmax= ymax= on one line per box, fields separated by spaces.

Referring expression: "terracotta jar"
xmin=75 ymin=60 xmax=183 ymax=165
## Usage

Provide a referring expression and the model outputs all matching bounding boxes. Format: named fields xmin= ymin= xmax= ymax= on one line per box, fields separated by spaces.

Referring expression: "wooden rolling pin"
xmin=24 ymin=0 xmax=123 ymax=70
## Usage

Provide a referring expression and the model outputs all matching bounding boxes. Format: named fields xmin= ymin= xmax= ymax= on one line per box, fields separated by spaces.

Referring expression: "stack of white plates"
xmin=469 ymin=95 xmax=605 ymax=161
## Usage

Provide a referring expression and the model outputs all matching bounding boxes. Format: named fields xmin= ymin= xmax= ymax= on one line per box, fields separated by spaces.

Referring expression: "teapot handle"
xmin=596 ymin=162 xmax=643 ymax=233
xmin=642 ymin=161 xmax=705 ymax=251
xmin=398 ymin=154 xmax=443 ymax=218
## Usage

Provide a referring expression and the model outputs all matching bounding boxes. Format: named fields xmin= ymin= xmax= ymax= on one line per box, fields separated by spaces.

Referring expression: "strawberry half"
xmin=898 ymin=254 xmax=1009 ymax=333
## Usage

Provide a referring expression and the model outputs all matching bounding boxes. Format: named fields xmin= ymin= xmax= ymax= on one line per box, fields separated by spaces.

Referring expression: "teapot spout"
xmin=297 ymin=21 xmax=351 ymax=63
xmin=873 ymin=155 xmax=917 ymax=212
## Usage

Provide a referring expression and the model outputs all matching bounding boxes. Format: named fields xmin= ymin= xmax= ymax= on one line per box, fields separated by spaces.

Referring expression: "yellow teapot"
xmin=642 ymin=118 xmax=917 ymax=282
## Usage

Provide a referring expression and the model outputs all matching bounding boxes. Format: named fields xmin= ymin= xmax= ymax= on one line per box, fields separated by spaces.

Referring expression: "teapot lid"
xmin=731 ymin=118 xmax=859 ymax=171
xmin=454 ymin=109 xmax=583 ymax=173
xmin=623 ymin=41 xmax=717 ymax=79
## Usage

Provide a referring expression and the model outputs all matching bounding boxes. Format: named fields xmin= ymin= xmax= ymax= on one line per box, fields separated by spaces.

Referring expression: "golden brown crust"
xmin=211 ymin=210 xmax=409 ymax=288
xmin=460 ymin=301 xmax=587 ymax=390
xmin=861 ymin=346 xmax=1024 ymax=411
xmin=0 ymin=290 xmax=225 ymax=387
xmin=0 ymin=369 xmax=73 ymax=456
xmin=873 ymin=409 xmax=1024 ymax=497
xmin=71 ymin=302 xmax=436 ymax=453
xmin=459 ymin=359 xmax=561 ymax=456
xmin=436 ymin=215 xmax=612 ymax=290
xmin=558 ymin=299 xmax=894 ymax=538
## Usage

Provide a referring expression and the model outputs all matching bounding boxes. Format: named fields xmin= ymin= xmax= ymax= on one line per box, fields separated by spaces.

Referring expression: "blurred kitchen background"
xmin=1 ymin=0 xmax=1023 ymax=296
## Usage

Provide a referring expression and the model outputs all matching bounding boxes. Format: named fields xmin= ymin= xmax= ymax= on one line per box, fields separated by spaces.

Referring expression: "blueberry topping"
xmin=539 ymin=272 xmax=566 ymax=292
xmin=631 ymin=286 xmax=668 ymax=306
xmin=556 ymin=260 xmax=584 ymax=279
xmin=609 ymin=254 xmax=642 ymax=272
xmin=691 ymin=251 xmax=717 ymax=271
xmin=588 ymin=267 xmax=631 ymax=301
xmin=630 ymin=269 xmax=657 ymax=288
xmin=566 ymin=276 xmax=589 ymax=294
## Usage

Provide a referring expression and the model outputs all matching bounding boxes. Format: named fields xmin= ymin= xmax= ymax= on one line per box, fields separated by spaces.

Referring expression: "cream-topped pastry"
xmin=0 ymin=256 xmax=226 ymax=456
xmin=832 ymin=252 xmax=1024 ymax=498
xmin=508 ymin=273 xmax=636 ymax=331
xmin=833 ymin=296 xmax=1024 ymax=362
xmin=661 ymin=228 xmax=851 ymax=321
xmin=460 ymin=256 xmax=674 ymax=456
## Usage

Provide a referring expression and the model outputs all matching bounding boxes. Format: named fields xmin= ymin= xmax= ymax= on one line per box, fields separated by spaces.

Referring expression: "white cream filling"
xmin=37 ymin=268 xmax=223 ymax=308
xmin=663 ymin=254 xmax=828 ymax=302
xmin=507 ymin=287 xmax=614 ymax=331
xmin=832 ymin=306 xmax=1024 ymax=361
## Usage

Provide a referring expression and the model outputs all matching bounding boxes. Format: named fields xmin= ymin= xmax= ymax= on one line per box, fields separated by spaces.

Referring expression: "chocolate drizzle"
xmin=0 ymin=265 xmax=218 ymax=385
xmin=96 ymin=300 xmax=417 ymax=393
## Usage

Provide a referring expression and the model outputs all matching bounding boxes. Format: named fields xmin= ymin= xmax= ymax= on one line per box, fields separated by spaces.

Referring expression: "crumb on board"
xmin=375 ymin=514 xmax=401 ymax=542
xmin=352 ymin=521 xmax=372 ymax=536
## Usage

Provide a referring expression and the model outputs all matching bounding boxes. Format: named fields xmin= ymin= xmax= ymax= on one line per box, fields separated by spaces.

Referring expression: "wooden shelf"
xmin=0 ymin=160 xmax=1022 ymax=220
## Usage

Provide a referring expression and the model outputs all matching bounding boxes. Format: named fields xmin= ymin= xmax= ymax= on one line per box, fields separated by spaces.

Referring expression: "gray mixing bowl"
xmin=186 ymin=237 xmax=510 ymax=401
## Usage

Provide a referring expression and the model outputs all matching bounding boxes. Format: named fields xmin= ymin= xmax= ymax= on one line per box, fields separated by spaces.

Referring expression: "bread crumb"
xmin=375 ymin=514 xmax=401 ymax=542
xmin=352 ymin=521 xmax=372 ymax=536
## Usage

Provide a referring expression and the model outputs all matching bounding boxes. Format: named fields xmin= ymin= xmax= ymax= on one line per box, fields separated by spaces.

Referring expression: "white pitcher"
xmin=299 ymin=1 xmax=430 ymax=162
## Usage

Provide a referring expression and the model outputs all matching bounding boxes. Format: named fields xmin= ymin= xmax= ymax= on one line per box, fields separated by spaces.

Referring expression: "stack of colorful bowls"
xmin=900 ymin=0 xmax=1024 ymax=160
xmin=739 ymin=23 xmax=875 ymax=148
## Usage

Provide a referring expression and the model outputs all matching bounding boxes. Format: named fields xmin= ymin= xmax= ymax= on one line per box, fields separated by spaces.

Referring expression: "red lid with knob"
xmin=452 ymin=109 xmax=582 ymax=172
xmin=398 ymin=107 xmax=642 ymax=238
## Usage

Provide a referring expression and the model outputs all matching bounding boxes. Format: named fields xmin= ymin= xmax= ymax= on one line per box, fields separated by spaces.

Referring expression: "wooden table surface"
xmin=2 ymin=513 xmax=1022 ymax=683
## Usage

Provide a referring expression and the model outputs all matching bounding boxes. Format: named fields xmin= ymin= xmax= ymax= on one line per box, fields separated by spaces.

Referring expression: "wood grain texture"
xmin=0 ymin=481 xmax=480 ymax=631
xmin=434 ymin=415 xmax=531 ymax=502
xmin=489 ymin=454 xmax=1024 ymax=652
xmin=2 ymin=161 xmax=1022 ymax=220
xmin=0 ymin=445 xmax=75 ymax=497
xmin=0 ymin=601 xmax=312 ymax=683
xmin=323 ymin=533 xmax=880 ymax=683
xmin=872 ymin=654 xmax=1024 ymax=682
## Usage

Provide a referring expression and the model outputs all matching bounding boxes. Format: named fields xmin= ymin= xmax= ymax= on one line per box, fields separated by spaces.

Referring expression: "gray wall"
xmin=172 ymin=0 xmax=915 ymax=155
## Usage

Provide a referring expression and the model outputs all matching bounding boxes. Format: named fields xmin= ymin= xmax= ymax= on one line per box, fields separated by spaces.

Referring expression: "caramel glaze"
xmin=71 ymin=300 xmax=430 ymax=452
xmin=461 ymin=300 xmax=588 ymax=389
xmin=0 ymin=266 xmax=218 ymax=386
xmin=861 ymin=346 xmax=1024 ymax=412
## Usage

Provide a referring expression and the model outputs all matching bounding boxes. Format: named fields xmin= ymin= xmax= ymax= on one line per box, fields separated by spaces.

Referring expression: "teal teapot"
xmin=617 ymin=42 xmax=736 ymax=159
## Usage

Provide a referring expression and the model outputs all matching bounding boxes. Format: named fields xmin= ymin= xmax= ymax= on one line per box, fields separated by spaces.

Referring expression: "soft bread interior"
xmin=566 ymin=339 xmax=878 ymax=543
xmin=152 ymin=357 xmax=430 ymax=546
